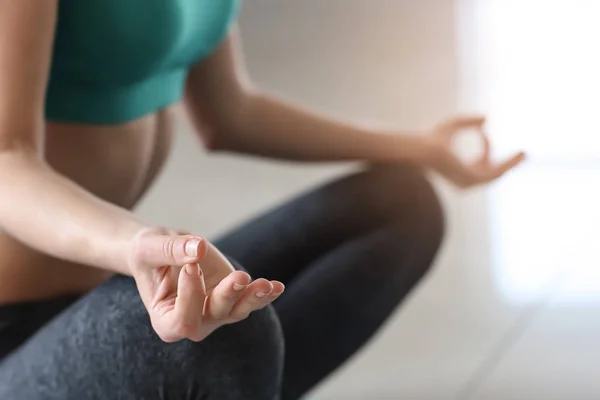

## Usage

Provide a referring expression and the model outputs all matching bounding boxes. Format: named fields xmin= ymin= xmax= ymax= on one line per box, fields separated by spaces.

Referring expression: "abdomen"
xmin=0 ymin=107 xmax=178 ymax=303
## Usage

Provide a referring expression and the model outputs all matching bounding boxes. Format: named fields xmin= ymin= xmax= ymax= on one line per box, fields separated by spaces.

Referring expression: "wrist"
xmin=371 ymin=131 xmax=432 ymax=165
xmin=104 ymin=220 xmax=151 ymax=276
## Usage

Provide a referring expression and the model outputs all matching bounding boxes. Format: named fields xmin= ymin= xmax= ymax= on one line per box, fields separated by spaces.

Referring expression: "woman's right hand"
xmin=127 ymin=227 xmax=284 ymax=343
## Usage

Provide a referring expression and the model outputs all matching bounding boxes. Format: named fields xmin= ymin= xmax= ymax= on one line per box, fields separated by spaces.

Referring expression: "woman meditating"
xmin=0 ymin=0 xmax=524 ymax=399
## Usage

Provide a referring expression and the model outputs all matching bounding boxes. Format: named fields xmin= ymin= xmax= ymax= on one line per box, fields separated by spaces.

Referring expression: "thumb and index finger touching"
xmin=132 ymin=230 xmax=211 ymax=341
xmin=436 ymin=115 xmax=526 ymax=185
xmin=133 ymin=230 xmax=209 ymax=267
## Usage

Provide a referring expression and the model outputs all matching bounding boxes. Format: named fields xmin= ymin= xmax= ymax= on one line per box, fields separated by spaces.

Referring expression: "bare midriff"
xmin=0 ymin=105 xmax=179 ymax=304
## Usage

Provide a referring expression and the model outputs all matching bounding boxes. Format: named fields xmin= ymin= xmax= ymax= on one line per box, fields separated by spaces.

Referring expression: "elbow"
xmin=0 ymin=149 xmax=37 ymax=173
xmin=196 ymin=125 xmax=233 ymax=153
xmin=0 ymin=146 xmax=42 ymax=171
xmin=0 ymin=148 xmax=46 ymax=198
xmin=0 ymin=129 xmax=43 ymax=163
xmin=197 ymin=93 xmax=257 ymax=153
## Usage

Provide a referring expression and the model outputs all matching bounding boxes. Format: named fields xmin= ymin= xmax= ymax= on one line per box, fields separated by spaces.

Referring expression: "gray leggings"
xmin=0 ymin=165 xmax=444 ymax=400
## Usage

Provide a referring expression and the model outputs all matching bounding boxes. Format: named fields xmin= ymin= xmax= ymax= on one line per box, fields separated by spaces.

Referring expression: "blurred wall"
xmin=238 ymin=0 xmax=458 ymax=128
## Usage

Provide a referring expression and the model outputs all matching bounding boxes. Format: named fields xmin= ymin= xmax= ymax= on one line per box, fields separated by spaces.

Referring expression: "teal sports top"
xmin=45 ymin=0 xmax=241 ymax=124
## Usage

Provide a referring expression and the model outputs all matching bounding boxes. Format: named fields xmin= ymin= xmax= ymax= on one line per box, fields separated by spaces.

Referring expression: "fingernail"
xmin=185 ymin=239 xmax=202 ymax=257
xmin=185 ymin=264 xmax=202 ymax=277
xmin=256 ymin=292 xmax=267 ymax=298
xmin=233 ymin=283 xmax=247 ymax=292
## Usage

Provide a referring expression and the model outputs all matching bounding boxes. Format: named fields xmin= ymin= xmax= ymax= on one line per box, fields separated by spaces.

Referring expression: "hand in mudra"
xmin=128 ymin=228 xmax=284 ymax=342
xmin=422 ymin=115 xmax=526 ymax=188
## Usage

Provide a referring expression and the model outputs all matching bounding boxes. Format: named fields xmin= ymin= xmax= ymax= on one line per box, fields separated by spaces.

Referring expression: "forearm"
xmin=215 ymin=93 xmax=427 ymax=163
xmin=0 ymin=152 xmax=148 ymax=274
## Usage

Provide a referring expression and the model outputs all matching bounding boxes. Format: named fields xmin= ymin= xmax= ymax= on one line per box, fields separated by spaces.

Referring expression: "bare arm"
xmin=185 ymin=29 xmax=427 ymax=163
xmin=185 ymin=30 xmax=524 ymax=187
xmin=0 ymin=1 xmax=148 ymax=274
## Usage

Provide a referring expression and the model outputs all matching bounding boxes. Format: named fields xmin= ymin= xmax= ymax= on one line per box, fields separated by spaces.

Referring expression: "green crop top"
xmin=45 ymin=0 xmax=241 ymax=124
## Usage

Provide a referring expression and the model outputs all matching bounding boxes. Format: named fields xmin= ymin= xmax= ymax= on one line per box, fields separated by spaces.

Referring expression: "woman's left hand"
xmin=417 ymin=115 xmax=526 ymax=188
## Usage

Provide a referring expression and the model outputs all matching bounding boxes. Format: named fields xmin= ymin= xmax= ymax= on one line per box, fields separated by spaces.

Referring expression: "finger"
xmin=134 ymin=233 xmax=209 ymax=267
xmin=173 ymin=263 xmax=207 ymax=340
xmin=229 ymin=279 xmax=274 ymax=321
xmin=449 ymin=115 xmax=486 ymax=129
xmin=438 ymin=153 xmax=480 ymax=188
xmin=484 ymin=151 xmax=526 ymax=181
xmin=474 ymin=128 xmax=491 ymax=166
xmin=269 ymin=281 xmax=285 ymax=297
xmin=150 ymin=265 xmax=178 ymax=310
xmin=205 ymin=271 xmax=252 ymax=320
xmin=438 ymin=115 xmax=486 ymax=136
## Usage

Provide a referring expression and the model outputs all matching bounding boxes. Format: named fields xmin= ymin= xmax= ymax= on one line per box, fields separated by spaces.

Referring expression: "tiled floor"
xmin=469 ymin=237 xmax=600 ymax=400
xmin=137 ymin=129 xmax=600 ymax=399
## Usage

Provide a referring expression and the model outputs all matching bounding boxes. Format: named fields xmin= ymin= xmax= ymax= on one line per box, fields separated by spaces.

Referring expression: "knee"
xmin=363 ymin=165 xmax=445 ymax=284
xmin=361 ymin=164 xmax=446 ymax=245
xmin=88 ymin=277 xmax=284 ymax=398
xmin=198 ymin=304 xmax=285 ymax=381
xmin=166 ymin=305 xmax=285 ymax=398
xmin=327 ymin=164 xmax=445 ymax=283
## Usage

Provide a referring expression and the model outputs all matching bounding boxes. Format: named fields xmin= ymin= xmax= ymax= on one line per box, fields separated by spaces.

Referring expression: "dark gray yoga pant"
xmin=0 ymin=165 xmax=445 ymax=400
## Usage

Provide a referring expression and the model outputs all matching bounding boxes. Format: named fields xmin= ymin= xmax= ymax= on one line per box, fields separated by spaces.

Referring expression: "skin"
xmin=0 ymin=1 xmax=525 ymax=343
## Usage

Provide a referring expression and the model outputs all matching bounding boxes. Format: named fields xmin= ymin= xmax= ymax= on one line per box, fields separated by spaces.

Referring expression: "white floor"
xmin=137 ymin=130 xmax=600 ymax=400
